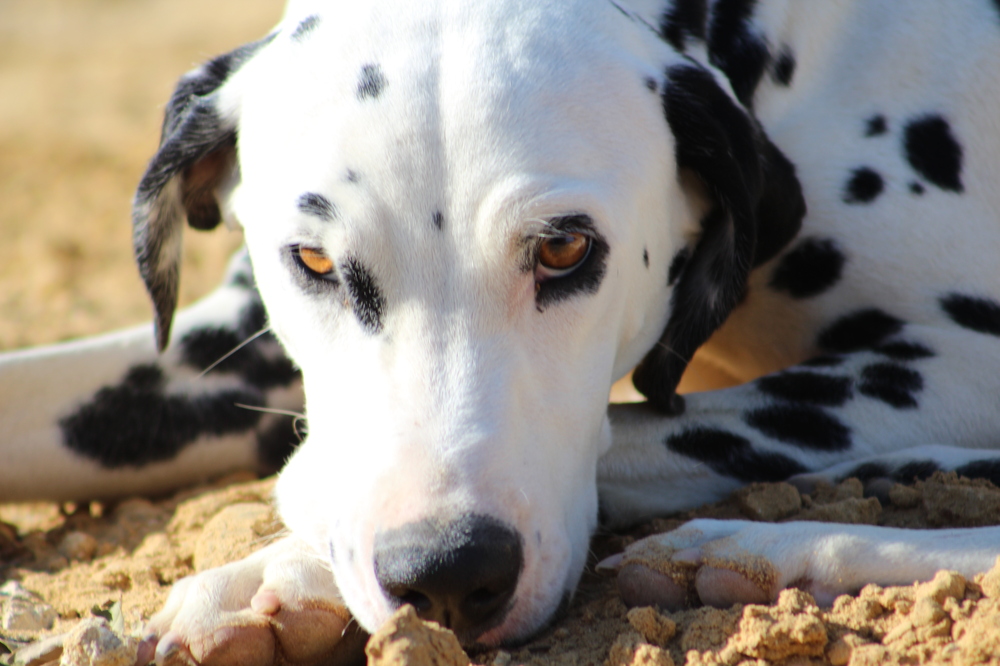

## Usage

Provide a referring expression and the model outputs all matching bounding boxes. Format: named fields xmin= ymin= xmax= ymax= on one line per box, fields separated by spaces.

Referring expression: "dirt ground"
xmin=2 ymin=1 xmax=1000 ymax=665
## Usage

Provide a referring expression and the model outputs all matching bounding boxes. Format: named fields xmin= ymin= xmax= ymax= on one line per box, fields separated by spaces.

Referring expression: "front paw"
xmin=144 ymin=537 xmax=361 ymax=666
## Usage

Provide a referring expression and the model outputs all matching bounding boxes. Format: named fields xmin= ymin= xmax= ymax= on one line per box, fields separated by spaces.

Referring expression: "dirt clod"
xmin=365 ymin=606 xmax=470 ymax=666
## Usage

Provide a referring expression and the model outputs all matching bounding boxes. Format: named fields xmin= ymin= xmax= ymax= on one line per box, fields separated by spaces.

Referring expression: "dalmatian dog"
xmin=3 ymin=0 xmax=1000 ymax=661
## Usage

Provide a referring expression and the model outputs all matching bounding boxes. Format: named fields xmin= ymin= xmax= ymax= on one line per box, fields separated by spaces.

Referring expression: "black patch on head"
xmin=844 ymin=462 xmax=890 ymax=483
xmin=771 ymin=46 xmax=795 ymax=86
xmin=666 ymin=427 xmax=807 ymax=482
xmin=345 ymin=170 xmax=359 ymax=183
xmin=357 ymin=64 xmax=387 ymax=100
xmin=644 ymin=77 xmax=658 ymax=92
xmin=343 ymin=257 xmax=386 ymax=334
xmin=843 ymin=167 xmax=884 ymax=204
xmin=874 ymin=341 xmax=935 ymax=361
xmin=534 ymin=215 xmax=609 ymax=309
xmin=756 ymin=371 xmax=853 ymax=407
xmin=817 ymin=309 xmax=904 ymax=352
xmin=801 ymin=354 xmax=845 ymax=367
xmin=642 ymin=247 xmax=650 ymax=268
xmin=769 ymin=237 xmax=846 ymax=298
xmin=256 ymin=414 xmax=304 ymax=473
xmin=667 ymin=247 xmax=689 ymax=286
xmin=865 ymin=115 xmax=888 ymax=137
xmin=659 ymin=0 xmax=707 ymax=51
xmin=894 ymin=460 xmax=939 ymax=483
xmin=744 ymin=404 xmax=852 ymax=450
xmin=297 ymin=192 xmax=336 ymax=221
xmin=909 ymin=182 xmax=925 ymax=195
xmin=858 ymin=362 xmax=923 ymax=409
xmin=60 ymin=365 xmax=264 ymax=468
xmin=955 ymin=459 xmax=1000 ymax=487
xmin=706 ymin=0 xmax=770 ymax=106
xmin=941 ymin=293 xmax=1000 ymax=337
xmin=903 ymin=115 xmax=963 ymax=192
xmin=291 ymin=15 xmax=321 ymax=41
xmin=432 ymin=211 xmax=444 ymax=230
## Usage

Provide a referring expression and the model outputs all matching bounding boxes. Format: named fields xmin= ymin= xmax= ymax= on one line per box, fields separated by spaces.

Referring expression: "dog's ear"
xmin=632 ymin=64 xmax=805 ymax=413
xmin=132 ymin=36 xmax=272 ymax=351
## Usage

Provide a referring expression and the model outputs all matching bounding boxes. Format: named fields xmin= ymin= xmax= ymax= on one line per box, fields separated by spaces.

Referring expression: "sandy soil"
xmin=2 ymin=2 xmax=1000 ymax=665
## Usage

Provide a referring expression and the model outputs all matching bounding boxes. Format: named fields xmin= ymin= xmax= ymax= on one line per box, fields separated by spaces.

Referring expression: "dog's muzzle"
xmin=373 ymin=513 xmax=524 ymax=643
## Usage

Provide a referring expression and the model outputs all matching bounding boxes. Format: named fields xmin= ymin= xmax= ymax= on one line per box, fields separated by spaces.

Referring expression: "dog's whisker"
xmin=197 ymin=326 xmax=272 ymax=378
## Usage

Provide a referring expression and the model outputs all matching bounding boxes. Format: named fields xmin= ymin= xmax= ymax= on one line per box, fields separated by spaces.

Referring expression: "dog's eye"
xmin=538 ymin=233 xmax=591 ymax=277
xmin=295 ymin=247 xmax=335 ymax=276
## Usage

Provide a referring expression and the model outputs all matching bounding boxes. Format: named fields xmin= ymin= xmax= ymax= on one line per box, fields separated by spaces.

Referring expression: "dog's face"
xmin=132 ymin=0 xmax=802 ymax=646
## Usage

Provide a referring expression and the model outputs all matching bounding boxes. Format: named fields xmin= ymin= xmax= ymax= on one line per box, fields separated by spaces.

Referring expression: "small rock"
xmin=605 ymin=630 xmax=673 ymax=666
xmin=797 ymin=497 xmax=881 ymax=525
xmin=57 ymin=532 xmax=98 ymax=562
xmin=888 ymin=483 xmax=921 ymax=508
xmin=979 ymin=557 xmax=1000 ymax=598
xmin=0 ymin=583 xmax=56 ymax=632
xmin=736 ymin=483 xmax=802 ymax=521
xmin=916 ymin=570 xmax=966 ymax=605
xmin=365 ymin=605 xmax=470 ymax=666
xmin=59 ymin=618 xmax=138 ymax=666
xmin=626 ymin=607 xmax=676 ymax=647
xmin=911 ymin=598 xmax=947 ymax=627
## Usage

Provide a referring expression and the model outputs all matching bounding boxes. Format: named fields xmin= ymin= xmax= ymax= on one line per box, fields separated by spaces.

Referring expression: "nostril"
xmin=394 ymin=589 xmax=432 ymax=613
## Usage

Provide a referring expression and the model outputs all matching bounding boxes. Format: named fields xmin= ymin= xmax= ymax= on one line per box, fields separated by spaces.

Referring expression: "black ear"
xmin=132 ymin=36 xmax=272 ymax=351
xmin=632 ymin=64 xmax=805 ymax=413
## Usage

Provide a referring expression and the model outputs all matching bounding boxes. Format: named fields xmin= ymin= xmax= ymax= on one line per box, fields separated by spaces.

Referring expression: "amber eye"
xmin=538 ymin=232 xmax=590 ymax=274
xmin=297 ymin=247 xmax=334 ymax=275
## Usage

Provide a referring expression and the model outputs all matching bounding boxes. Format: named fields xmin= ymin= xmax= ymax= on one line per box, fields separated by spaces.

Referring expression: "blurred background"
xmin=0 ymin=0 xmax=282 ymax=349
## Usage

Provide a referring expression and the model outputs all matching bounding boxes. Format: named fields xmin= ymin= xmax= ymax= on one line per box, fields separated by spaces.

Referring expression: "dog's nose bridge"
xmin=373 ymin=513 xmax=524 ymax=640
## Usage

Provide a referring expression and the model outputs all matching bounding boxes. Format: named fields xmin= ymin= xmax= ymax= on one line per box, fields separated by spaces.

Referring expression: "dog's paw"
xmin=603 ymin=519 xmax=855 ymax=612
xmin=143 ymin=537 xmax=359 ymax=666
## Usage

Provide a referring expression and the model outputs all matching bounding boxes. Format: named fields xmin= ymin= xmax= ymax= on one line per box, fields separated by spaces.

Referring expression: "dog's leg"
xmin=0 ymin=249 xmax=302 ymax=501
xmin=143 ymin=535 xmax=360 ymax=666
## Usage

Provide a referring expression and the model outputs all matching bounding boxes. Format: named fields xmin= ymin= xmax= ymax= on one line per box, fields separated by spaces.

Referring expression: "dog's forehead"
xmin=232 ymin=0 xmax=673 ymax=234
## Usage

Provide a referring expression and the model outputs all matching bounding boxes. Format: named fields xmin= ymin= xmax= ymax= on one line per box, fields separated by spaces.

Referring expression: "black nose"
xmin=373 ymin=514 xmax=524 ymax=641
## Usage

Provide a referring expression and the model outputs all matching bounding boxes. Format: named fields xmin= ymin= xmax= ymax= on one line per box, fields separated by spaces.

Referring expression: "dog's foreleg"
xmin=0 ymin=249 xmax=302 ymax=501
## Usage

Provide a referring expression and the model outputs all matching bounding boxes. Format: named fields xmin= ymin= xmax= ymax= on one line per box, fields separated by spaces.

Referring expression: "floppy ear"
xmin=132 ymin=36 xmax=272 ymax=351
xmin=631 ymin=64 xmax=805 ymax=414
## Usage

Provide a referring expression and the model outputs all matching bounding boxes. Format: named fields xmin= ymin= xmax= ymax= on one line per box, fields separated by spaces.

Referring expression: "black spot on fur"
xmin=955 ymin=459 xmax=1000 ymax=487
xmin=659 ymin=0 xmax=707 ymax=51
xmin=904 ymin=115 xmax=964 ymax=192
xmin=666 ymin=427 xmax=807 ymax=482
xmin=291 ymin=15 xmax=320 ymax=42
xmin=843 ymin=167 xmax=884 ymax=204
xmin=817 ymin=309 xmax=904 ymax=352
xmin=874 ymin=341 xmax=935 ymax=361
xmin=909 ymin=182 xmax=925 ymax=195
xmin=644 ymin=77 xmax=658 ymax=92
xmin=772 ymin=47 xmax=795 ymax=86
xmin=941 ymin=293 xmax=1000 ymax=337
xmin=257 ymin=414 xmax=304 ymax=473
xmin=894 ymin=460 xmax=939 ymax=483
xmin=757 ymin=371 xmax=852 ymax=406
xmin=864 ymin=115 xmax=887 ymax=137
xmin=60 ymin=365 xmax=264 ymax=468
xmin=343 ymin=257 xmax=386 ymax=334
xmin=297 ymin=192 xmax=336 ymax=221
xmin=769 ymin=237 xmax=845 ymax=298
xmin=858 ymin=362 xmax=923 ymax=409
xmin=345 ymin=170 xmax=359 ymax=183
xmin=745 ymin=404 xmax=852 ymax=450
xmin=432 ymin=211 xmax=444 ymax=230
xmin=706 ymin=0 xmax=771 ymax=106
xmin=801 ymin=354 xmax=845 ymax=367
xmin=844 ymin=462 xmax=890 ymax=483
xmin=642 ymin=247 xmax=650 ymax=268
xmin=667 ymin=248 xmax=689 ymax=286
xmin=357 ymin=64 xmax=387 ymax=100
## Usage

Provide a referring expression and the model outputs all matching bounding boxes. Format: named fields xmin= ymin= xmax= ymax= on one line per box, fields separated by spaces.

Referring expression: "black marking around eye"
xmin=772 ymin=46 xmax=795 ymax=86
xmin=858 ymin=362 xmax=923 ymax=409
xmin=433 ymin=211 xmax=444 ymax=230
xmin=903 ymin=115 xmax=963 ymax=192
xmin=756 ymin=371 xmax=853 ymax=407
xmin=357 ymin=64 xmax=387 ymax=100
xmin=940 ymin=293 xmax=1000 ymax=337
xmin=534 ymin=215 xmax=609 ymax=309
xmin=291 ymin=15 xmax=321 ymax=42
xmin=745 ymin=404 xmax=852 ymax=450
xmin=667 ymin=247 xmax=689 ymax=286
xmin=59 ymin=364 xmax=264 ymax=468
xmin=666 ymin=427 xmax=807 ymax=482
xmin=817 ymin=309 xmax=904 ymax=352
xmin=843 ymin=167 xmax=884 ymax=204
xmin=297 ymin=192 xmax=336 ymax=221
xmin=864 ymin=115 xmax=888 ymax=137
xmin=769 ymin=237 xmax=846 ymax=298
xmin=874 ymin=341 xmax=934 ymax=361
xmin=659 ymin=0 xmax=707 ymax=51
xmin=343 ymin=257 xmax=385 ymax=334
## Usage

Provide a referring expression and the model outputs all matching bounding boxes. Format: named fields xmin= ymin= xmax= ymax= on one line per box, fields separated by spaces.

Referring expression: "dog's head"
xmin=133 ymin=0 xmax=802 ymax=646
